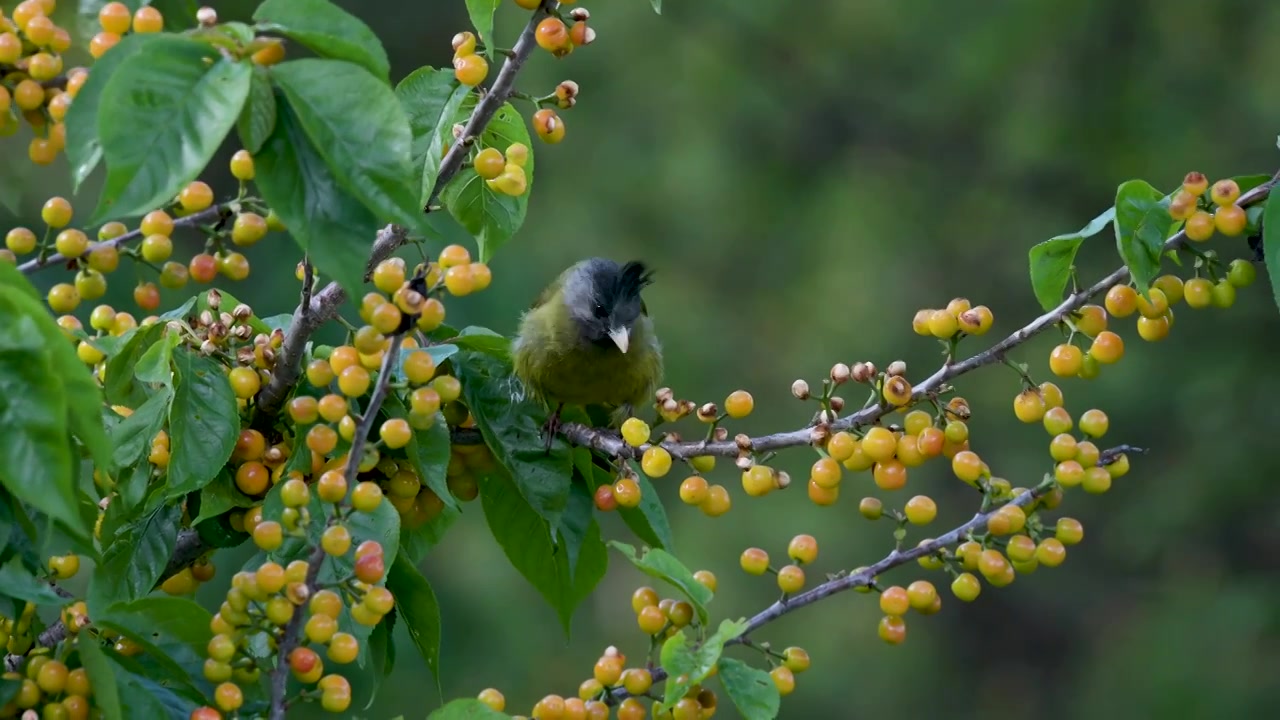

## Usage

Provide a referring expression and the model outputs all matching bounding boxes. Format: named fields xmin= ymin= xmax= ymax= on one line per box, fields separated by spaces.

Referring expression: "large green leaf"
xmin=575 ymin=448 xmax=673 ymax=551
xmin=77 ymin=636 xmax=124 ymax=720
xmin=106 ymin=652 xmax=205 ymax=720
xmin=1028 ymin=207 xmax=1115 ymax=311
xmin=0 ymin=308 xmax=80 ymax=533
xmin=1263 ymin=190 xmax=1280 ymax=316
xmin=270 ymin=59 xmax=429 ymax=237
xmin=102 ymin=324 xmax=163 ymax=406
xmin=440 ymin=101 xmax=534 ymax=262
xmin=92 ymin=36 xmax=251 ymax=222
xmin=107 ymin=387 xmax=171 ymax=475
xmin=659 ymin=619 xmax=747 ymax=710
xmin=253 ymin=0 xmax=390 ymax=82
xmin=384 ymin=398 xmax=457 ymax=511
xmin=94 ymin=597 xmax=214 ymax=696
xmin=253 ymin=89 xmax=379 ymax=301
xmin=608 ymin=541 xmax=712 ymax=625
xmin=717 ymin=657 xmax=782 ymax=720
xmin=1114 ymin=179 xmax=1174 ymax=294
xmin=427 ymin=699 xmax=511 ymax=720
xmin=166 ymin=348 xmax=238 ymax=497
xmin=395 ymin=66 xmax=472 ymax=207
xmin=64 ymin=32 xmax=157 ymax=190
xmin=0 ymin=558 xmax=67 ymax=606
xmin=386 ymin=554 xmax=443 ymax=698
xmin=191 ymin=467 xmax=255 ymax=525
xmin=88 ymin=502 xmax=181 ymax=613
xmin=455 ymin=351 xmax=571 ymax=526
xmin=478 ymin=470 xmax=607 ymax=635
xmin=464 ymin=0 xmax=500 ymax=59
xmin=236 ymin=64 xmax=277 ymax=154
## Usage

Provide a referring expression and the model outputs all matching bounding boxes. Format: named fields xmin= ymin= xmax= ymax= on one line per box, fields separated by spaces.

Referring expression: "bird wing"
xmin=528 ymin=264 xmax=571 ymax=310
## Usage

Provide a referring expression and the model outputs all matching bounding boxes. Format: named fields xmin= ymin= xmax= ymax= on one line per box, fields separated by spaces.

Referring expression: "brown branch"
xmin=607 ymin=444 xmax=1141 ymax=703
xmin=268 ymin=336 xmax=406 ymax=720
xmin=565 ymin=177 xmax=1279 ymax=461
xmin=17 ymin=205 xmax=230 ymax=275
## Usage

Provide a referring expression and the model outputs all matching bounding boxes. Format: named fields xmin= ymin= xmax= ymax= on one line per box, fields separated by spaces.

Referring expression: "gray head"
xmin=561 ymin=258 xmax=654 ymax=353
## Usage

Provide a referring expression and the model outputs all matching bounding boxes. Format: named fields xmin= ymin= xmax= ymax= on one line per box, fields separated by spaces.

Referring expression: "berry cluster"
xmin=451 ymin=31 xmax=489 ymax=87
xmin=475 ymin=142 xmax=532 ymax=196
xmin=532 ymin=7 xmax=595 ymax=58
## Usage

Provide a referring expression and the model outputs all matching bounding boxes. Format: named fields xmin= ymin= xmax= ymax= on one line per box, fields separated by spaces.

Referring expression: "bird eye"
xmin=592 ymin=304 xmax=608 ymax=319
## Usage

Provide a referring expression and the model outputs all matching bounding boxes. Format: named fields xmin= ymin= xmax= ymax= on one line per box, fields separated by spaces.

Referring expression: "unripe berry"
xmin=1136 ymin=313 xmax=1171 ymax=342
xmin=1104 ymin=284 xmax=1138 ymax=317
xmin=739 ymin=547 xmax=769 ymax=575
xmin=532 ymin=108 xmax=565 ymax=143
xmin=640 ymin=446 xmax=672 ymax=477
xmin=1089 ymin=330 xmax=1124 ymax=364
xmin=882 ymin=375 xmax=912 ymax=407
xmin=927 ymin=309 xmax=959 ymax=338
xmin=1184 ymin=210 xmax=1215 ymax=242
xmin=903 ymin=495 xmax=937 ymax=525
xmin=879 ymin=586 xmax=909 ymax=616
xmin=858 ymin=496 xmax=882 ymax=519
xmin=1012 ymin=389 xmax=1046 ymax=423
xmin=535 ymin=17 xmax=570 ymax=52
xmin=452 ymin=31 xmax=477 ymax=56
xmin=454 ymin=53 xmax=488 ymax=86
xmin=1048 ymin=343 xmax=1083 ymax=377
xmin=1210 ymin=178 xmax=1240 ymax=206
xmin=951 ymin=572 xmax=981 ymax=601
xmin=879 ymin=615 xmax=907 ymax=644
xmin=787 ymin=534 xmax=818 ymax=564
xmin=620 ymin=417 xmax=650 ymax=447
xmin=474 ymin=147 xmax=505 ymax=179
xmin=776 ymin=564 xmax=805 ymax=593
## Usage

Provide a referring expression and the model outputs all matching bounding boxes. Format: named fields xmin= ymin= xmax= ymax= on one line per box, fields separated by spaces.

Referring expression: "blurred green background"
xmin=7 ymin=0 xmax=1280 ymax=717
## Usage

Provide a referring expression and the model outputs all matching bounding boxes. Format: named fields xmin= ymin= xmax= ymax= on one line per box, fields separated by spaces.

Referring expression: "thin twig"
xmin=267 ymin=336 xmax=405 ymax=720
xmin=17 ymin=205 xmax=229 ymax=275
xmin=607 ymin=444 xmax=1138 ymax=703
xmin=566 ymin=177 xmax=1279 ymax=461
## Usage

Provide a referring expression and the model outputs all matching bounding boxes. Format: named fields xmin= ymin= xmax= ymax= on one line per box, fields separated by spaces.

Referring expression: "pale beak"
xmin=608 ymin=326 xmax=630 ymax=354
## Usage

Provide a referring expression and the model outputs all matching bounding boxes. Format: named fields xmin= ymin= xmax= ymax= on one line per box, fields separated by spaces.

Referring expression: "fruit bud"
xmin=677 ymin=399 xmax=697 ymax=417
xmin=604 ymin=646 xmax=621 ymax=658
xmin=735 ymin=454 xmax=754 ymax=470
xmin=655 ymin=387 xmax=674 ymax=403
xmin=830 ymin=363 xmax=851 ymax=384
xmin=886 ymin=361 xmax=906 ymax=377
xmin=233 ymin=304 xmax=252 ymax=321
xmin=569 ymin=8 xmax=590 ymax=21
xmin=575 ymin=26 xmax=597 ymax=45
xmin=236 ymin=347 xmax=255 ymax=365
xmin=233 ymin=325 xmax=253 ymax=340
xmin=556 ymin=80 xmax=579 ymax=100
xmin=23 ymin=709 xmax=37 ymax=720
xmin=697 ymin=403 xmax=718 ymax=422
xmin=451 ymin=31 xmax=475 ymax=53
xmin=286 ymin=581 xmax=309 ymax=605
xmin=452 ymin=123 xmax=466 ymax=140
xmin=734 ymin=434 xmax=752 ymax=451
xmin=261 ymin=347 xmax=276 ymax=365
xmin=818 ymin=409 xmax=837 ymax=424
xmin=199 ymin=310 xmax=214 ymax=327
xmin=270 ymin=329 xmax=285 ymax=348
xmin=200 ymin=340 xmax=217 ymax=355
xmin=791 ymin=379 xmax=810 ymax=399
xmin=264 ymin=446 xmax=285 ymax=464
xmin=713 ymin=427 xmax=729 ymax=442
xmin=208 ymin=322 xmax=227 ymax=340
xmin=851 ymin=362 xmax=872 ymax=383
xmin=166 ymin=321 xmax=184 ymax=334
xmin=829 ymin=396 xmax=845 ymax=412
xmin=205 ymin=289 xmax=222 ymax=310
xmin=808 ymin=425 xmax=829 ymax=446
xmin=775 ymin=471 xmax=792 ymax=489
xmin=197 ymin=6 xmax=217 ymax=26
xmin=98 ymin=496 xmax=111 ymax=510
xmin=661 ymin=398 xmax=678 ymax=416
xmin=220 ymin=311 xmax=234 ymax=327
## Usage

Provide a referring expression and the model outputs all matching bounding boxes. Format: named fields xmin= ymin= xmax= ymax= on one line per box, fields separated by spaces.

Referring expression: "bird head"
xmin=562 ymin=258 xmax=654 ymax=354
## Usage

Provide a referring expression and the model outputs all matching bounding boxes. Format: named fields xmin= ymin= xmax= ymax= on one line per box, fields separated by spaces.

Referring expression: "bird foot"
xmin=541 ymin=404 xmax=564 ymax=454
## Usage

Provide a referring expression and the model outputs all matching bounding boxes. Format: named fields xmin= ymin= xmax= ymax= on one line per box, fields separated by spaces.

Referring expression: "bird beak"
xmin=608 ymin=326 xmax=630 ymax=354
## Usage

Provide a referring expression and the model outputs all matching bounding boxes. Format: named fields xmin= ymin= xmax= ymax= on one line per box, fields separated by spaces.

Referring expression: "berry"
xmin=99 ymin=2 xmax=131 ymax=33
xmin=636 ymin=604 xmax=666 ymax=634
xmin=620 ymin=417 xmax=650 ymax=446
xmin=1089 ymin=330 xmax=1124 ymax=364
xmin=679 ymin=475 xmax=709 ymax=505
xmin=533 ymin=108 xmax=566 ymax=143
xmin=1136 ymin=314 xmax=1170 ymax=342
xmin=809 ymin=457 xmax=841 ymax=489
xmin=1036 ymin=538 xmax=1067 ymax=567
xmin=1184 ymin=277 xmax=1213 ymax=308
xmin=1227 ymin=258 xmax=1257 ymax=288
xmin=1078 ymin=408 xmax=1108 ymax=438
xmin=48 ymin=283 xmax=80 ymax=313
xmin=787 ymin=534 xmax=818 ymax=564
xmin=1013 ymin=389 xmax=1046 ymax=423
xmin=179 ymin=181 xmax=214 ymax=212
xmin=454 ymin=52 xmax=488 ymax=86
xmin=1134 ymin=287 xmax=1168 ymax=318
xmin=906 ymin=580 xmax=938 ymax=611
xmin=879 ymin=586 xmax=909 ymax=616
xmin=1184 ymin=210 xmax=1215 ymax=242
xmin=951 ymin=572 xmax=981 ymax=602
xmin=1054 ymin=460 xmax=1084 ymax=487
xmin=776 ymin=564 xmax=805 ymax=593
xmin=1210 ymin=178 xmax=1240 ymax=206
xmin=882 ymin=375 xmax=912 ymax=406
xmin=352 ymin=481 xmax=383 ymax=512
xmin=724 ymin=390 xmax=753 ymax=418
xmin=327 ymin=632 xmax=359 ymax=663
xmin=770 ymin=665 xmax=796 ymax=696
xmin=228 ymin=366 xmax=261 ymax=400
xmin=1215 ymin=204 xmax=1248 ymax=236
xmin=739 ymin=548 xmax=769 ymax=575
xmin=1049 ymin=433 xmax=1078 ymax=462
xmin=338 ymin=365 xmax=371 ymax=397
xmin=478 ymin=689 xmax=506 ymax=712
xmin=904 ymin=495 xmax=937 ymax=525
xmin=5 ymin=227 xmax=37 ymax=255
xmin=354 ymin=552 xmax=385 ymax=583
xmin=141 ymin=210 xmax=174 ymax=237
xmin=190 ymin=253 xmax=218 ymax=283
xmin=474 ymin=147 xmax=505 ymax=179
xmin=1056 ymin=517 xmax=1084 ymax=545
xmin=252 ymin=520 xmax=283 ymax=551
xmin=613 ymin=477 xmax=642 ymax=508
xmin=872 ymin=459 xmax=907 ymax=490
xmin=1042 ymin=406 xmax=1072 ymax=435
xmin=858 ymin=496 xmax=882 ymax=519
xmin=1081 ymin=466 xmax=1112 ymax=494
xmin=1104 ymin=284 xmax=1138 ymax=317
xmin=42 ymin=196 xmax=73 ymax=228
xmin=640 ymin=446 xmax=672 ymax=477
xmin=133 ymin=6 xmax=164 ymax=32
xmin=231 ymin=213 xmax=268 ymax=246
xmin=1211 ymin=279 xmax=1237 ymax=309
xmin=89 ymin=30 xmax=121 ymax=58
xmin=951 ymin=450 xmax=983 ymax=484
xmin=928 ymin=309 xmax=959 ymax=338
xmin=861 ymin=427 xmax=897 ymax=462
xmin=229 ymin=149 xmax=255 ymax=180
xmin=535 ymin=17 xmax=570 ymax=52
xmin=1048 ymin=343 xmax=1083 ymax=377
xmin=214 ymin=682 xmax=243 ymax=712
xmin=1183 ymin=171 xmax=1209 ymax=196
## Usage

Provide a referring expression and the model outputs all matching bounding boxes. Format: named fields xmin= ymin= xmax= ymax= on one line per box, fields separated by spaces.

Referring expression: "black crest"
xmin=590 ymin=259 xmax=654 ymax=311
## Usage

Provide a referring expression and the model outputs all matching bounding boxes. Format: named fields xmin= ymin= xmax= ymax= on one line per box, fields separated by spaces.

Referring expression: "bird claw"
xmin=541 ymin=404 xmax=564 ymax=454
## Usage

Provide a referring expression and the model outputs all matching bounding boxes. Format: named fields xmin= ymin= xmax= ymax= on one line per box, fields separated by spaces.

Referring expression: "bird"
xmin=512 ymin=258 xmax=664 ymax=450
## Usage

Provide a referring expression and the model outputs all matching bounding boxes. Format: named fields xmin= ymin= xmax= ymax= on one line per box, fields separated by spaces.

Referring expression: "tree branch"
xmin=258 ymin=1 xmax=553 ymax=414
xmin=608 ymin=444 xmax=1140 ymax=703
xmin=565 ymin=176 xmax=1278 ymax=461
xmin=17 ymin=205 xmax=230 ymax=275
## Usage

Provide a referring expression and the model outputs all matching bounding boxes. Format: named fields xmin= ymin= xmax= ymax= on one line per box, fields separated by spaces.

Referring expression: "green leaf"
xmin=78 ymin=635 xmax=124 ymax=720
xmin=88 ymin=502 xmax=181 ymax=613
xmin=450 ymin=326 xmax=511 ymax=359
xmin=659 ymin=620 xmax=747 ymax=709
xmin=0 ymin=677 xmax=19 ymax=709
xmin=0 ymin=309 xmax=79 ymax=532
xmin=64 ymin=32 xmax=157 ymax=191
xmin=103 ymin=324 xmax=163 ymax=406
xmin=399 ymin=506 xmax=460 ymax=564
xmin=427 ymin=698 xmax=512 ymax=720
xmin=465 ymin=0 xmax=500 ymax=59
xmin=252 ymin=0 xmax=390 ymax=82
xmin=1262 ymin=190 xmax=1280 ymax=316
xmin=650 ymin=0 xmax=663 ymax=13
xmin=270 ymin=59 xmax=428 ymax=237
xmin=1027 ymin=207 xmax=1115 ymax=311
xmin=1233 ymin=174 xmax=1272 ymax=194
xmin=608 ymin=541 xmax=712 ymax=625
xmin=93 ymin=37 xmax=251 ymax=222
xmin=386 ymin=554 xmax=443 ymax=698
xmin=108 ymin=388 xmax=171 ymax=474
xmin=717 ymin=657 xmax=782 ymax=720
xmin=1114 ymin=179 xmax=1174 ymax=294
xmin=145 ymin=0 xmax=200 ymax=29
xmin=253 ymin=88 xmax=379 ymax=301
xmin=0 ymin=139 xmax=29 ymax=214
xmin=455 ymin=351 xmax=571 ymax=526
xmin=191 ymin=468 xmax=256 ymax=525
xmin=237 ymin=64 xmax=277 ymax=154
xmin=441 ymin=100 xmax=534 ymax=262
xmin=94 ymin=597 xmax=214 ymax=696
xmin=395 ymin=66 xmax=472 ymax=207
xmin=134 ymin=331 xmax=179 ymax=385
xmin=478 ymin=470 xmax=607 ymax=635
xmin=575 ymin=449 xmax=673 ymax=550
xmin=393 ymin=401 xmax=458 ymax=512
xmin=166 ymin=348 xmax=238 ymax=496
xmin=106 ymin=652 xmax=204 ymax=719
xmin=394 ymin=344 xmax=459 ymax=383
xmin=0 ymin=558 xmax=67 ymax=606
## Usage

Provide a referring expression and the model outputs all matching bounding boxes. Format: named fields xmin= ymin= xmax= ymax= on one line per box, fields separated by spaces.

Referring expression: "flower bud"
xmin=791 ymin=379 xmax=810 ymax=400
xmin=830 ymin=363 xmax=851 ymax=384
xmin=207 ymin=288 xmax=222 ymax=310
xmin=775 ymin=471 xmax=792 ymax=489
xmin=886 ymin=361 xmax=907 ymax=377
xmin=734 ymin=433 xmax=752 ymax=452
xmin=569 ymin=8 xmax=590 ymax=21
xmin=829 ymin=396 xmax=845 ymax=412
xmin=697 ymin=403 xmax=718 ymax=422
xmin=197 ymin=7 xmax=217 ymax=26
